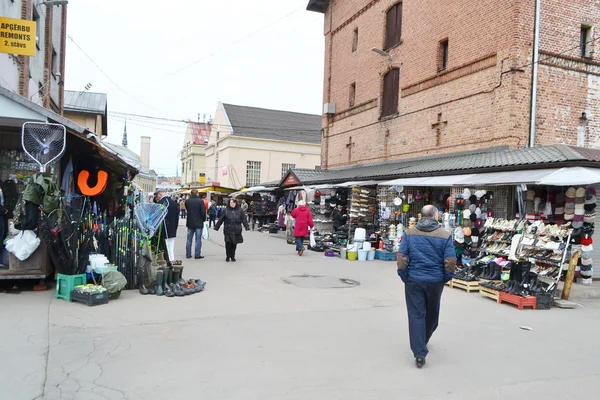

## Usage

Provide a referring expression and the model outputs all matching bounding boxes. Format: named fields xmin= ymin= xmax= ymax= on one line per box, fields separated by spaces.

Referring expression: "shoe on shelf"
xmin=415 ymin=358 xmax=426 ymax=369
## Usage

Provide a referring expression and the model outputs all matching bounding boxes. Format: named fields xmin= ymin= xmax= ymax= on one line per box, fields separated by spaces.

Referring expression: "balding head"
xmin=421 ymin=205 xmax=438 ymax=219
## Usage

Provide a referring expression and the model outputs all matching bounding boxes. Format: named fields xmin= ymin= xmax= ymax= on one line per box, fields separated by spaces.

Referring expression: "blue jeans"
xmin=404 ymin=281 xmax=445 ymax=358
xmin=295 ymin=237 xmax=305 ymax=251
xmin=186 ymin=228 xmax=203 ymax=258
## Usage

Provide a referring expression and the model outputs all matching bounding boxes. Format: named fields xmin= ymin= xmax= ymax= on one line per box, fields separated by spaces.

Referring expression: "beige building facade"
xmin=180 ymin=122 xmax=211 ymax=188
xmin=205 ymin=102 xmax=322 ymax=188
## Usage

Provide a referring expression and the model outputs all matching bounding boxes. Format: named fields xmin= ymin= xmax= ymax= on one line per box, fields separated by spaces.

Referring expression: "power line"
xmin=67 ymin=35 xmax=164 ymax=114
xmin=148 ymin=5 xmax=305 ymax=83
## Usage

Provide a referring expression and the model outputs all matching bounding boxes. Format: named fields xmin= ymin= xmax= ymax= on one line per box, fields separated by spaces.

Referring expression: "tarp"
xmin=537 ymin=167 xmax=600 ymax=186
xmin=453 ymin=169 xmax=558 ymax=186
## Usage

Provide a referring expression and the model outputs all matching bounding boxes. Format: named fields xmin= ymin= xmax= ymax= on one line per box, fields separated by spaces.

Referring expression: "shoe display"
xmin=170 ymin=283 xmax=185 ymax=297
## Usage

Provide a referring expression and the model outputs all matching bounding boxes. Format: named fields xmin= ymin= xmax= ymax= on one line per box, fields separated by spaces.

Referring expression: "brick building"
xmin=307 ymin=0 xmax=600 ymax=169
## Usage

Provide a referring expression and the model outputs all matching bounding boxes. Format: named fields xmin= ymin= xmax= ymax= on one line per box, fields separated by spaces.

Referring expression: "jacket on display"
xmin=185 ymin=196 xmax=207 ymax=229
xmin=291 ymin=205 xmax=314 ymax=238
xmin=397 ymin=218 xmax=456 ymax=283
xmin=161 ymin=196 xmax=180 ymax=238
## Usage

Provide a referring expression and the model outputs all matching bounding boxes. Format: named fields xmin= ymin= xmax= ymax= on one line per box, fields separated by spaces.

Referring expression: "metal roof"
xmin=64 ymin=91 xmax=107 ymax=114
xmin=306 ymin=0 xmax=330 ymax=13
xmin=299 ymin=145 xmax=600 ymax=185
xmin=223 ymin=103 xmax=322 ymax=145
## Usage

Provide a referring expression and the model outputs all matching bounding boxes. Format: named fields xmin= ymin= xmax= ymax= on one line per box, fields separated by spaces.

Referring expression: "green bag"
xmin=34 ymin=174 xmax=60 ymax=213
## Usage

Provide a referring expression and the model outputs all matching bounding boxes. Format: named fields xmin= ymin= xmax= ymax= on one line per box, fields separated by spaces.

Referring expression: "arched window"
xmin=385 ymin=3 xmax=403 ymax=50
xmin=382 ymin=69 xmax=400 ymax=117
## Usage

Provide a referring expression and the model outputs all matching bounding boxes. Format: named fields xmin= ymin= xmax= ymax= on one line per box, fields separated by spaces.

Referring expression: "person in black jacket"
xmin=156 ymin=191 xmax=180 ymax=265
xmin=332 ymin=205 xmax=347 ymax=232
xmin=185 ymin=189 xmax=207 ymax=259
xmin=208 ymin=199 xmax=218 ymax=227
xmin=214 ymin=199 xmax=249 ymax=262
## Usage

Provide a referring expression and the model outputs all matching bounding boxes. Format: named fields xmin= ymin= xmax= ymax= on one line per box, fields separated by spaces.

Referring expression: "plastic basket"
xmin=535 ymin=293 xmax=553 ymax=310
xmin=55 ymin=273 xmax=87 ymax=302
xmin=70 ymin=290 xmax=109 ymax=307
xmin=375 ymin=250 xmax=397 ymax=261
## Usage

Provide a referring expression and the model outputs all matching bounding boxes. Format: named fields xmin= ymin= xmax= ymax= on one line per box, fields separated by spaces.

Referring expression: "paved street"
xmin=2 ymin=225 xmax=600 ymax=400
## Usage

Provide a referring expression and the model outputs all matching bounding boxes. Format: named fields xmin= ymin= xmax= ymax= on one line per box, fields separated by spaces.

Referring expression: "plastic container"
xmin=347 ymin=251 xmax=358 ymax=261
xmin=357 ymin=250 xmax=368 ymax=261
xmin=55 ymin=273 xmax=87 ymax=302
xmin=367 ymin=250 xmax=376 ymax=261
xmin=354 ymin=228 xmax=366 ymax=241
xmin=375 ymin=250 xmax=397 ymax=261
xmin=70 ymin=290 xmax=109 ymax=307
xmin=362 ymin=242 xmax=372 ymax=251
xmin=535 ymin=293 xmax=553 ymax=310
xmin=340 ymin=248 xmax=347 ymax=259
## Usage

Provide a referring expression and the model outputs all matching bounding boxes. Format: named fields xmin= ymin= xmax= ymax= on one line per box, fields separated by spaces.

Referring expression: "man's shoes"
xmin=415 ymin=358 xmax=426 ymax=369
xmin=226 ymin=257 xmax=230 ymax=262
xmin=186 ymin=256 xmax=192 ymax=259
xmin=231 ymin=258 xmax=236 ymax=262
xmin=195 ymin=256 xmax=204 ymax=259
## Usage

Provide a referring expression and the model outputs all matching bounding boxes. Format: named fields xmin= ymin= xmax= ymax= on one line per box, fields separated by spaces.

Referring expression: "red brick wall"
xmin=318 ymin=0 xmax=600 ymax=168
xmin=18 ymin=0 xmax=32 ymax=98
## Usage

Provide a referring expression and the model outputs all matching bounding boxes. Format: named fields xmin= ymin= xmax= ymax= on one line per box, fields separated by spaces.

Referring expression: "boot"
xmin=139 ymin=283 xmax=149 ymax=295
xmin=174 ymin=266 xmax=185 ymax=284
xmin=172 ymin=267 xmax=180 ymax=285
xmin=156 ymin=270 xmax=164 ymax=296
xmin=491 ymin=263 xmax=502 ymax=280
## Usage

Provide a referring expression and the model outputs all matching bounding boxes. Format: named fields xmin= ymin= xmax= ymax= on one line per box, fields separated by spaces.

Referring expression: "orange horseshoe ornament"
xmin=77 ymin=170 xmax=109 ymax=197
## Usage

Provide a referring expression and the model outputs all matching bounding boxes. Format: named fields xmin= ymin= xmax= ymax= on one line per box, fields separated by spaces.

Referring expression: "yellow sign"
xmin=199 ymin=173 xmax=206 ymax=184
xmin=0 ymin=17 xmax=36 ymax=57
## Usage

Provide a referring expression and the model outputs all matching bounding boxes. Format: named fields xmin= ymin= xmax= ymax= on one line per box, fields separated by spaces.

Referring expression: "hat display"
xmin=469 ymin=195 xmax=477 ymax=205
xmin=564 ymin=213 xmax=574 ymax=221
xmin=566 ymin=187 xmax=577 ymax=198
xmin=555 ymin=207 xmax=565 ymax=215
xmin=575 ymin=206 xmax=585 ymax=215
xmin=584 ymin=213 xmax=596 ymax=223
xmin=575 ymin=196 xmax=586 ymax=205
xmin=572 ymin=220 xmax=583 ymax=229
xmin=585 ymin=203 xmax=597 ymax=212
xmin=469 ymin=204 xmax=476 ymax=212
xmin=454 ymin=227 xmax=464 ymax=239
xmin=582 ymin=244 xmax=594 ymax=252
xmin=463 ymin=209 xmax=472 ymax=219
xmin=463 ymin=219 xmax=473 ymax=228
xmin=586 ymin=186 xmax=597 ymax=196
xmin=581 ymin=252 xmax=594 ymax=262
xmin=576 ymin=187 xmax=586 ymax=198
xmin=581 ymin=236 xmax=593 ymax=247
xmin=556 ymin=192 xmax=566 ymax=204
xmin=475 ymin=207 xmax=482 ymax=218
xmin=462 ymin=188 xmax=471 ymax=199
xmin=475 ymin=190 xmax=487 ymax=199
xmin=585 ymin=194 xmax=596 ymax=205
xmin=463 ymin=226 xmax=472 ymax=237
xmin=454 ymin=240 xmax=465 ymax=248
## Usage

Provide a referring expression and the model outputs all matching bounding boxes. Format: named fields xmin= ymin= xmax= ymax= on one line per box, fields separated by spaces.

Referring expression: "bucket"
xmin=354 ymin=228 xmax=366 ymax=241
xmin=357 ymin=250 xmax=368 ymax=261
xmin=340 ymin=247 xmax=347 ymax=259
xmin=362 ymin=242 xmax=372 ymax=251
xmin=367 ymin=250 xmax=376 ymax=261
xmin=347 ymin=251 xmax=358 ymax=261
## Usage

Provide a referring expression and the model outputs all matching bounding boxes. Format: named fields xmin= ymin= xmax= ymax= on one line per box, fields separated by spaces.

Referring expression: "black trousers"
xmin=404 ymin=281 xmax=445 ymax=359
xmin=225 ymin=242 xmax=238 ymax=258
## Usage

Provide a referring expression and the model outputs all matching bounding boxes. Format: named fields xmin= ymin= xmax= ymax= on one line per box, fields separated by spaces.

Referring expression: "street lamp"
xmin=371 ymin=47 xmax=392 ymax=61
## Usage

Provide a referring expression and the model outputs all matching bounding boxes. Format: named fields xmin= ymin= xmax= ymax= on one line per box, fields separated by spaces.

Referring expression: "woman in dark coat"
xmin=332 ymin=205 xmax=347 ymax=232
xmin=214 ymin=199 xmax=250 ymax=262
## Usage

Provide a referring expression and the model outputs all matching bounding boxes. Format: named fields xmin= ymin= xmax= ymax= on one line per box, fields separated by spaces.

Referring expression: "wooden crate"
xmin=499 ymin=292 xmax=537 ymax=310
xmin=479 ymin=286 xmax=501 ymax=302
xmin=450 ymin=278 xmax=479 ymax=293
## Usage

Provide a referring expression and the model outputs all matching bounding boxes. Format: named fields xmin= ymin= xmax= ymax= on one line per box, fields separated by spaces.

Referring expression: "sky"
xmin=64 ymin=0 xmax=325 ymax=177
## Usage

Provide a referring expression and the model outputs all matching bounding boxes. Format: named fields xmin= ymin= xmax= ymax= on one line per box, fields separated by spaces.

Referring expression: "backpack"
xmin=34 ymin=174 xmax=60 ymax=213
xmin=13 ymin=198 xmax=40 ymax=231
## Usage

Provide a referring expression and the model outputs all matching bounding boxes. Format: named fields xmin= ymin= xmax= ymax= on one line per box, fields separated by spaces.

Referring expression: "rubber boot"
xmin=172 ymin=267 xmax=180 ymax=285
xmin=164 ymin=267 xmax=172 ymax=293
xmin=156 ymin=270 xmax=164 ymax=296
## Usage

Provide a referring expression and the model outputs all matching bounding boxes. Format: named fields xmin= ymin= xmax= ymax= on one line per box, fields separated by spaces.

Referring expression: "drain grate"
xmin=282 ymin=274 xmax=360 ymax=289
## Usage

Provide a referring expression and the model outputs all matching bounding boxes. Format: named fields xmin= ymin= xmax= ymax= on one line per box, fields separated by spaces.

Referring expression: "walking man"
xmin=397 ymin=205 xmax=455 ymax=368
xmin=208 ymin=199 xmax=218 ymax=228
xmin=185 ymin=189 xmax=207 ymax=259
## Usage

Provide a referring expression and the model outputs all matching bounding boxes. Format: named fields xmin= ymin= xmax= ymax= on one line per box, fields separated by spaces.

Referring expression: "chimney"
xmin=140 ymin=136 xmax=151 ymax=170
xmin=122 ymin=120 xmax=128 ymax=147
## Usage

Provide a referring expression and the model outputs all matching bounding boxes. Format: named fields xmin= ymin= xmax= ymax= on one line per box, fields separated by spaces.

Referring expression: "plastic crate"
xmin=70 ymin=290 xmax=109 ymax=307
xmin=55 ymin=274 xmax=87 ymax=302
xmin=535 ymin=293 xmax=553 ymax=310
xmin=375 ymin=250 xmax=397 ymax=261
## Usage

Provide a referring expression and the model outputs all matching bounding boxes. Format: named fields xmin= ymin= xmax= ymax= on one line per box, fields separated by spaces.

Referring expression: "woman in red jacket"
xmin=291 ymin=200 xmax=314 ymax=256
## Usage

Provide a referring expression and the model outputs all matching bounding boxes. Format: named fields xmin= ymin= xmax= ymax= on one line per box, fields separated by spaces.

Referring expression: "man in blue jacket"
xmin=397 ymin=205 xmax=456 ymax=369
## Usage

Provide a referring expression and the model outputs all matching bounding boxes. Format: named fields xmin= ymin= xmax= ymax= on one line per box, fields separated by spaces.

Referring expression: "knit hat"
xmin=469 ymin=204 xmax=476 ymax=213
xmin=572 ymin=220 xmax=583 ymax=229
xmin=462 ymin=188 xmax=471 ymax=199
xmin=582 ymin=223 xmax=595 ymax=236
xmin=454 ymin=240 xmax=465 ymax=248
xmin=476 ymin=218 xmax=483 ymax=228
xmin=555 ymin=207 xmax=565 ymax=215
xmin=463 ymin=219 xmax=473 ymax=228
xmin=464 ymin=199 xmax=471 ymax=209
xmin=471 ymin=227 xmax=480 ymax=237
xmin=584 ymin=212 xmax=596 ymax=224
xmin=475 ymin=207 xmax=482 ymax=218
xmin=581 ymin=236 xmax=593 ymax=247
xmin=585 ymin=193 xmax=597 ymax=205
xmin=566 ymin=187 xmax=577 ymax=198
xmin=582 ymin=244 xmax=594 ymax=253
xmin=475 ymin=190 xmax=487 ymax=199
xmin=576 ymin=196 xmax=586 ymax=205
xmin=575 ymin=206 xmax=585 ymax=215
xmin=564 ymin=213 xmax=574 ymax=221
xmin=463 ymin=209 xmax=472 ymax=220
xmin=469 ymin=195 xmax=477 ymax=205
xmin=586 ymin=186 xmax=597 ymax=196
xmin=576 ymin=187 xmax=586 ymax=198
xmin=585 ymin=203 xmax=597 ymax=212
xmin=463 ymin=226 xmax=472 ymax=236
xmin=454 ymin=227 xmax=464 ymax=240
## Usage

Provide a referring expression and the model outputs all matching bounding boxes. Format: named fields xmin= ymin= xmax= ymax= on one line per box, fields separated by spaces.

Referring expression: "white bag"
xmin=309 ymin=230 xmax=316 ymax=248
xmin=6 ymin=230 xmax=41 ymax=261
xmin=202 ymin=221 xmax=209 ymax=240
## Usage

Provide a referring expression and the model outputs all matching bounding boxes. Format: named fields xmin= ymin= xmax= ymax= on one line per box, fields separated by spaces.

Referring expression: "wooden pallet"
xmin=479 ymin=286 xmax=501 ymax=302
xmin=499 ymin=292 xmax=537 ymax=310
xmin=445 ymin=280 xmax=453 ymax=288
xmin=450 ymin=279 xmax=479 ymax=293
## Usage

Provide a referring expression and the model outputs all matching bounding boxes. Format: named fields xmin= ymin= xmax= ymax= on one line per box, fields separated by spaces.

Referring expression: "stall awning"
xmin=537 ymin=167 xmax=600 ymax=186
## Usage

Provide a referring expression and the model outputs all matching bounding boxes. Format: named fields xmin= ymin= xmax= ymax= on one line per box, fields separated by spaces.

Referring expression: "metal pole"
xmin=561 ymin=251 xmax=580 ymax=301
xmin=529 ymin=0 xmax=541 ymax=147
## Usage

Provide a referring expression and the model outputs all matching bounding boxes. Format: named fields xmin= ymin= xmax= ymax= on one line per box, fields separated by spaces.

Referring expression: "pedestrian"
xmin=291 ymin=200 xmax=314 ymax=256
xmin=332 ymin=204 xmax=347 ymax=232
xmin=185 ymin=189 xmax=207 ymax=260
xmin=208 ymin=199 xmax=218 ymax=227
xmin=155 ymin=191 xmax=180 ymax=265
xmin=179 ymin=197 xmax=186 ymax=218
xmin=241 ymin=199 xmax=249 ymax=214
xmin=397 ymin=205 xmax=455 ymax=369
xmin=214 ymin=198 xmax=249 ymax=262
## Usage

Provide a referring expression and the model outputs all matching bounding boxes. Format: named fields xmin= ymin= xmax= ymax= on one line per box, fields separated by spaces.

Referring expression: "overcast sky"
xmin=65 ymin=0 xmax=325 ymax=176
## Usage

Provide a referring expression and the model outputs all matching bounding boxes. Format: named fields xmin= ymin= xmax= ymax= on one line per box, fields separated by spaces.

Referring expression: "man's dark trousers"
xmin=404 ymin=281 xmax=445 ymax=358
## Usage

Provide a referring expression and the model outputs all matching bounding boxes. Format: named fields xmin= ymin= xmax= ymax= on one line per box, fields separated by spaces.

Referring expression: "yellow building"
xmin=180 ymin=122 xmax=211 ymax=188
xmin=205 ymin=102 xmax=322 ymax=188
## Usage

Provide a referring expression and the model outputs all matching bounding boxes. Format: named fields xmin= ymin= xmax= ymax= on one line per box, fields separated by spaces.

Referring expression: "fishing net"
xmin=21 ymin=122 xmax=66 ymax=172
xmin=134 ymin=203 xmax=168 ymax=237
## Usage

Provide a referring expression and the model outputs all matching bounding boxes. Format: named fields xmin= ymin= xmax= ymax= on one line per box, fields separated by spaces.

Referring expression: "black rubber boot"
xmin=174 ymin=266 xmax=185 ymax=284
xmin=156 ymin=270 xmax=164 ymax=296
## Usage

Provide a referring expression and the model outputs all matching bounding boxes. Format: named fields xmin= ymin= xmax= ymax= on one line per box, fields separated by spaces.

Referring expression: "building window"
xmin=32 ymin=7 xmax=40 ymax=50
xmin=246 ymin=161 xmax=262 ymax=187
xmin=182 ymin=162 xmax=185 ymax=173
xmin=438 ymin=39 xmax=449 ymax=71
xmin=352 ymin=28 xmax=359 ymax=52
xmin=281 ymin=163 xmax=295 ymax=178
xmin=51 ymin=48 xmax=58 ymax=76
xmin=349 ymin=82 xmax=356 ymax=107
xmin=381 ymin=69 xmax=400 ymax=118
xmin=385 ymin=2 xmax=402 ymax=50
xmin=581 ymin=25 xmax=593 ymax=58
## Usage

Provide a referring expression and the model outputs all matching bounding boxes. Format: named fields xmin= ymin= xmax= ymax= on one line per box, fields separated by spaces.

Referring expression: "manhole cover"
xmin=282 ymin=274 xmax=360 ymax=289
